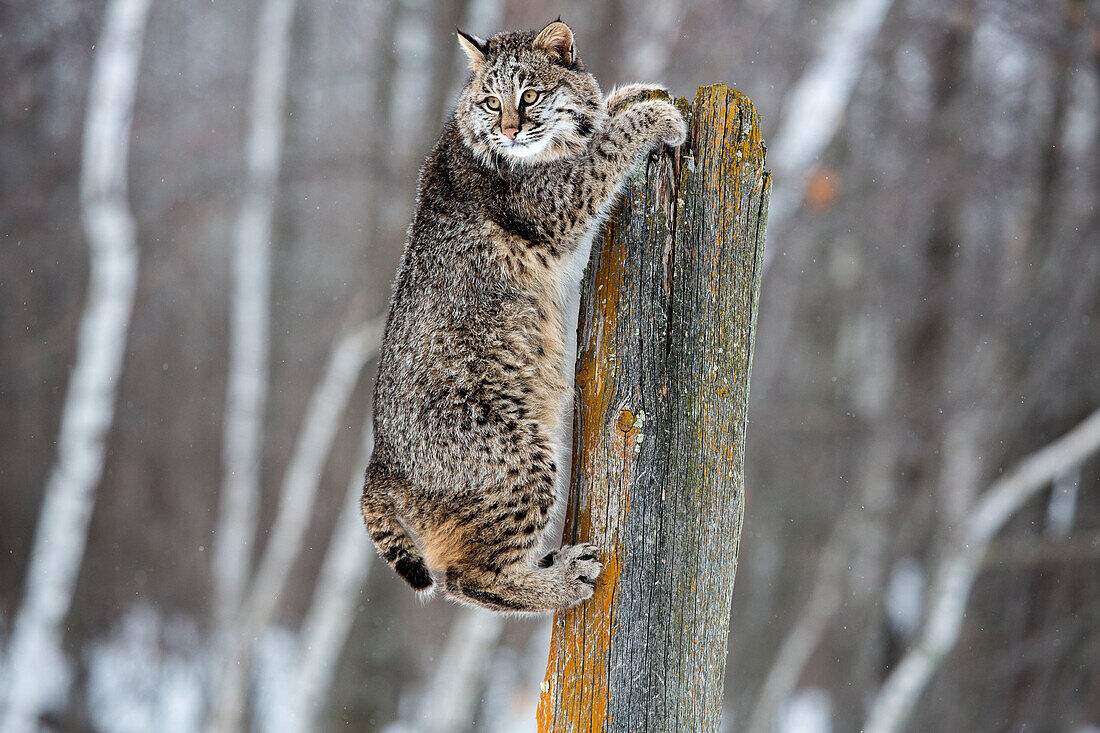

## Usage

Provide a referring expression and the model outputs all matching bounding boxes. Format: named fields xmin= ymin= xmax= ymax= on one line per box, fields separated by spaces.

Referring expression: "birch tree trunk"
xmin=536 ymin=84 xmax=770 ymax=733
xmin=208 ymin=0 xmax=297 ymax=727
xmin=211 ymin=0 xmax=296 ymax=636
xmin=0 ymin=1 xmax=151 ymax=730
xmin=763 ymin=0 xmax=893 ymax=230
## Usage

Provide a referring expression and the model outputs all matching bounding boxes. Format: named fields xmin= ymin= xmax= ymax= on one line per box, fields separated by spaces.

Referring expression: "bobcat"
xmin=362 ymin=20 xmax=686 ymax=613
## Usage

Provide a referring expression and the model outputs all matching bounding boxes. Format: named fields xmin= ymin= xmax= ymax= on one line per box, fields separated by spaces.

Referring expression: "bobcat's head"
xmin=454 ymin=21 xmax=604 ymax=166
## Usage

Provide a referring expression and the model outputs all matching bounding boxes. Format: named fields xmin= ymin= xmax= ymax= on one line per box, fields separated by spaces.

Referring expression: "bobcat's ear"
xmin=457 ymin=29 xmax=488 ymax=70
xmin=534 ymin=20 xmax=574 ymax=66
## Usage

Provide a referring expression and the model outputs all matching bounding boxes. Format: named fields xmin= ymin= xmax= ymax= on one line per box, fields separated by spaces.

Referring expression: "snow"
xmin=779 ymin=688 xmax=833 ymax=733
xmin=253 ymin=627 xmax=303 ymax=733
xmin=1045 ymin=468 xmax=1079 ymax=537
xmin=86 ymin=606 xmax=204 ymax=733
xmin=885 ymin=556 xmax=924 ymax=639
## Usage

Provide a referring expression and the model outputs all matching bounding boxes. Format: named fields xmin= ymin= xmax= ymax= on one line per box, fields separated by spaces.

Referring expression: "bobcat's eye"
xmin=484 ymin=97 xmax=501 ymax=111
xmin=521 ymin=89 xmax=539 ymax=105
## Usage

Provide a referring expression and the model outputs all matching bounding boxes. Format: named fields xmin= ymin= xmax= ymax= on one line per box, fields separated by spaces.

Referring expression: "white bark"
xmin=0 ymin=0 xmax=151 ymax=730
xmin=212 ymin=0 xmax=297 ymax=639
xmin=863 ymin=407 xmax=1100 ymax=733
xmin=210 ymin=318 xmax=383 ymax=730
xmin=755 ymin=0 xmax=896 ymax=405
xmin=208 ymin=0 xmax=297 ymax=728
xmin=765 ymin=0 xmax=894 ymax=234
xmin=290 ymin=415 xmax=377 ymax=733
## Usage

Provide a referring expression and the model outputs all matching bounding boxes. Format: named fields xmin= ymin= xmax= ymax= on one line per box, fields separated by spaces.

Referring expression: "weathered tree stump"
xmin=536 ymin=84 xmax=770 ymax=732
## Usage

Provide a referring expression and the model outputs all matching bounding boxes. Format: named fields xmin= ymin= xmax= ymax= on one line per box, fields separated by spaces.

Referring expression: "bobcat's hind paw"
xmin=553 ymin=542 xmax=603 ymax=606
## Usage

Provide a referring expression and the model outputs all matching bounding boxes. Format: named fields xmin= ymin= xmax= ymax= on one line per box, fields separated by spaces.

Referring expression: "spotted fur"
xmin=362 ymin=20 xmax=686 ymax=613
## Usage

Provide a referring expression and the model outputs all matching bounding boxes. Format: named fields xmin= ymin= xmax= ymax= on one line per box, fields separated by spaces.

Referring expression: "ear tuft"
xmin=534 ymin=20 xmax=575 ymax=66
xmin=457 ymin=29 xmax=487 ymax=70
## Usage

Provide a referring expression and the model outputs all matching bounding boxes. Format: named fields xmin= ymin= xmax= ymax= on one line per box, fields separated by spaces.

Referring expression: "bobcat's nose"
xmin=502 ymin=126 xmax=520 ymax=140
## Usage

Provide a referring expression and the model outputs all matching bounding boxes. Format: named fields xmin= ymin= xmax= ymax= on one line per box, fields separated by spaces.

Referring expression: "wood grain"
xmin=537 ymin=84 xmax=771 ymax=733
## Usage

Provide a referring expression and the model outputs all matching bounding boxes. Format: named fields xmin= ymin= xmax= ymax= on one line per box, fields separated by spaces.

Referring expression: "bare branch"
xmin=863 ymin=407 xmax=1100 ymax=733
xmin=288 ymin=415 xmax=377 ymax=733
xmin=211 ymin=317 xmax=383 ymax=728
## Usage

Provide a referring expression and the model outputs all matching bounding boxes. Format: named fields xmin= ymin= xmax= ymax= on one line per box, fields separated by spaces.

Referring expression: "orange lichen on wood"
xmin=539 ymin=218 xmax=639 ymax=730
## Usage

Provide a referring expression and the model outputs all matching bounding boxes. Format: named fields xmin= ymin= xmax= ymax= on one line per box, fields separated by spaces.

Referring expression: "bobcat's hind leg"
xmin=362 ymin=460 xmax=433 ymax=591
xmin=434 ymin=430 xmax=603 ymax=613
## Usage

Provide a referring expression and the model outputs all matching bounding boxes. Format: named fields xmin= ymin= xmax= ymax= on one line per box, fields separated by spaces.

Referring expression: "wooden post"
xmin=537 ymin=84 xmax=770 ymax=732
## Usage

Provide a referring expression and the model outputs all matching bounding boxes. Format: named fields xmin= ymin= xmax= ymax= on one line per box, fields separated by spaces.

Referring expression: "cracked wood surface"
xmin=537 ymin=84 xmax=770 ymax=733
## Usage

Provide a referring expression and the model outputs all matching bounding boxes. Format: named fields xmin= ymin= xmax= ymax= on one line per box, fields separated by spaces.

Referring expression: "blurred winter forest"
xmin=1 ymin=0 xmax=1099 ymax=730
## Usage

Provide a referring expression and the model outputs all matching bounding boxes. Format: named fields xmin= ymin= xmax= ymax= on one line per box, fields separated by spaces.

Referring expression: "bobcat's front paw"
xmin=553 ymin=542 xmax=603 ymax=605
xmin=606 ymin=82 xmax=669 ymax=115
xmin=633 ymin=98 xmax=688 ymax=149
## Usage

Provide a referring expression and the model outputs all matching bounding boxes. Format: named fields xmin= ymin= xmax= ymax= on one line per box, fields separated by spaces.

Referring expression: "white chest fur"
xmin=550 ymin=223 xmax=599 ymax=504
